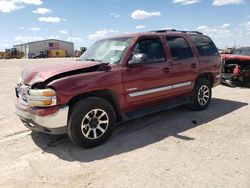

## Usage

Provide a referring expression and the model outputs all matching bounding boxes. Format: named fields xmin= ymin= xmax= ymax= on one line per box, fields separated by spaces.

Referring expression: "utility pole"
xmin=69 ymin=27 xmax=73 ymax=43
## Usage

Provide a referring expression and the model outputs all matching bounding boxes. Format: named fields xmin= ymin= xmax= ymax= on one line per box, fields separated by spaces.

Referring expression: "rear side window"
xmin=166 ymin=36 xmax=194 ymax=60
xmin=190 ymin=35 xmax=219 ymax=56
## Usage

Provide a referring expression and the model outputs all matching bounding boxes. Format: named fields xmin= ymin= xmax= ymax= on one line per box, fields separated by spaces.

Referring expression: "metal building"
xmin=14 ymin=39 xmax=74 ymax=57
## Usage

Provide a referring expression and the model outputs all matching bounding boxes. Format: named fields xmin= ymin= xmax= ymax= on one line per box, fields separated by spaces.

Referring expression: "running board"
xmin=124 ymin=96 xmax=191 ymax=120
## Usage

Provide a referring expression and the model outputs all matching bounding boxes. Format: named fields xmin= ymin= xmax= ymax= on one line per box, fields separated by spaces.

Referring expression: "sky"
xmin=0 ymin=0 xmax=250 ymax=50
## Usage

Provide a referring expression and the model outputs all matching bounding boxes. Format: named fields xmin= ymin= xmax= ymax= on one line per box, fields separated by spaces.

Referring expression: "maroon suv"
xmin=15 ymin=29 xmax=221 ymax=148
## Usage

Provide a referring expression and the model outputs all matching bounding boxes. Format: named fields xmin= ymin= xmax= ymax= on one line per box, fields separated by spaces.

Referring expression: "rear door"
xmin=122 ymin=37 xmax=172 ymax=110
xmin=189 ymin=35 xmax=221 ymax=80
xmin=165 ymin=35 xmax=198 ymax=95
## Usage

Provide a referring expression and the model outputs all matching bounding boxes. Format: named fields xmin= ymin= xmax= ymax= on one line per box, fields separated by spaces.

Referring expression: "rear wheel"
xmin=188 ymin=79 xmax=212 ymax=111
xmin=68 ymin=97 xmax=115 ymax=148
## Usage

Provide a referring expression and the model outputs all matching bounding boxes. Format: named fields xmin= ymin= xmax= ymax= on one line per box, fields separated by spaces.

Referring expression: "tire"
xmin=188 ymin=78 xmax=212 ymax=111
xmin=67 ymin=97 xmax=116 ymax=148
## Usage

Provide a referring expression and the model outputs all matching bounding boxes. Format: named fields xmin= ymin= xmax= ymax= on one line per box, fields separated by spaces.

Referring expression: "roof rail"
xmin=151 ymin=29 xmax=203 ymax=35
xmin=152 ymin=29 xmax=177 ymax=33
xmin=181 ymin=30 xmax=203 ymax=35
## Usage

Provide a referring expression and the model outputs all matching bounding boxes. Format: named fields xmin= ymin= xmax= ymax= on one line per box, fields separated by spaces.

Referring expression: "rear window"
xmin=190 ymin=35 xmax=219 ymax=56
xmin=166 ymin=36 xmax=194 ymax=60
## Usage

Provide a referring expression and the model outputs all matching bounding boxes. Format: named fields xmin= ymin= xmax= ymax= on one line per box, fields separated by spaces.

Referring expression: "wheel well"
xmin=196 ymin=73 xmax=213 ymax=86
xmin=68 ymin=90 xmax=122 ymax=121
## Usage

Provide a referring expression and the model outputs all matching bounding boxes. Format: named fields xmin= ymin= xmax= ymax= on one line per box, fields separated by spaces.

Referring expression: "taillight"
xmin=233 ymin=65 xmax=239 ymax=76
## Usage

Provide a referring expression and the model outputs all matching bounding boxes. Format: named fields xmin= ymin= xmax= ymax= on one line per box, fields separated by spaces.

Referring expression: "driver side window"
xmin=132 ymin=38 xmax=166 ymax=63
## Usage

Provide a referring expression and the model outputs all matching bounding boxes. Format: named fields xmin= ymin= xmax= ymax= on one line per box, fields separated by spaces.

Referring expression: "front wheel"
xmin=68 ymin=97 xmax=115 ymax=148
xmin=188 ymin=79 xmax=212 ymax=111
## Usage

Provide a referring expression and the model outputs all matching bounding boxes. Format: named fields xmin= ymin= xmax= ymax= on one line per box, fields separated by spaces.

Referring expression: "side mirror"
xmin=129 ymin=53 xmax=148 ymax=65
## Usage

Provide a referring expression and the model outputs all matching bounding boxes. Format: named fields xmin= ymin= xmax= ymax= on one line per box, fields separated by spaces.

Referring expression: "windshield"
xmin=79 ymin=37 xmax=132 ymax=64
xmin=232 ymin=48 xmax=250 ymax=56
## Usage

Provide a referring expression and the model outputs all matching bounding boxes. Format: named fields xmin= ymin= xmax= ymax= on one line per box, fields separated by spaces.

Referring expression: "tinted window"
xmin=132 ymin=38 xmax=166 ymax=62
xmin=190 ymin=35 xmax=219 ymax=56
xmin=166 ymin=36 xmax=194 ymax=60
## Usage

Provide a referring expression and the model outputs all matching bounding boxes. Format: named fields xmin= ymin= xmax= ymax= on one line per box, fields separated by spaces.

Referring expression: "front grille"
xmin=16 ymin=84 xmax=29 ymax=105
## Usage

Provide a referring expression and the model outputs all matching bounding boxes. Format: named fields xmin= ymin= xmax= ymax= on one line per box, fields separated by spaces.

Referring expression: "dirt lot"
xmin=0 ymin=58 xmax=249 ymax=188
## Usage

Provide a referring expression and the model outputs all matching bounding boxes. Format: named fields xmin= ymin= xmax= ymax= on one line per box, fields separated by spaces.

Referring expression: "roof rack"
xmin=151 ymin=29 xmax=203 ymax=35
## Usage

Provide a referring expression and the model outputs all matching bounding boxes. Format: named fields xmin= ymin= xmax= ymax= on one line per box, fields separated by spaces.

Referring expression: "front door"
xmin=122 ymin=37 xmax=172 ymax=111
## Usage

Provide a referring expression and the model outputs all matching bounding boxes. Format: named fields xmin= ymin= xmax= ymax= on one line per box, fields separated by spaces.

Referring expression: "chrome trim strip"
xmin=128 ymin=81 xmax=192 ymax=97
xmin=216 ymin=74 xmax=221 ymax=79
xmin=129 ymin=85 xmax=172 ymax=97
xmin=172 ymin=81 xmax=192 ymax=89
xmin=126 ymin=88 xmax=138 ymax=92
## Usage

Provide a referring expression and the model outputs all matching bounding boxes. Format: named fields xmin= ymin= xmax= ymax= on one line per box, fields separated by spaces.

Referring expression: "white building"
xmin=14 ymin=39 xmax=74 ymax=57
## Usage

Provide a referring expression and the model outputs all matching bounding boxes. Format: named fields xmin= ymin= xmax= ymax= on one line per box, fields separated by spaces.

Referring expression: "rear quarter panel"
xmin=197 ymin=55 xmax=222 ymax=86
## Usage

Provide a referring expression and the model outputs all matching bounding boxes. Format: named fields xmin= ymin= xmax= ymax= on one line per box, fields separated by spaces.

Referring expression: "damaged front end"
xmin=221 ymin=58 xmax=250 ymax=87
xmin=15 ymin=61 xmax=112 ymax=134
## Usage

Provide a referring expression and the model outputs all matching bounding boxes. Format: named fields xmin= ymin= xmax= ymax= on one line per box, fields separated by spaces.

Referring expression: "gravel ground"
xmin=0 ymin=58 xmax=249 ymax=188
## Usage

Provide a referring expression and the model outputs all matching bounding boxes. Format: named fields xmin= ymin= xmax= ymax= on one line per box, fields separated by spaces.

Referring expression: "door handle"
xmin=191 ymin=63 xmax=197 ymax=68
xmin=163 ymin=67 xmax=170 ymax=73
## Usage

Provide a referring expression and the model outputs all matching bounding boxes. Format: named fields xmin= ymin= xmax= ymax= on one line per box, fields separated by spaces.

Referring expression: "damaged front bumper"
xmin=15 ymin=100 xmax=69 ymax=134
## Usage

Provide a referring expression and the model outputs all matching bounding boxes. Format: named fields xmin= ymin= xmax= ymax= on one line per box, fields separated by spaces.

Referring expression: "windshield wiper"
xmin=84 ymin=58 xmax=110 ymax=64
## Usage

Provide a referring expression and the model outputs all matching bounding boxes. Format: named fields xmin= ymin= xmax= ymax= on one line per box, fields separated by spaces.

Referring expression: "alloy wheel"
xmin=81 ymin=109 xmax=109 ymax=140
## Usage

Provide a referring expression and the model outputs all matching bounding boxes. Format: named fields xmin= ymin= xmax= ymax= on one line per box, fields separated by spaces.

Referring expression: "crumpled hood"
xmin=221 ymin=54 xmax=250 ymax=61
xmin=22 ymin=60 xmax=102 ymax=85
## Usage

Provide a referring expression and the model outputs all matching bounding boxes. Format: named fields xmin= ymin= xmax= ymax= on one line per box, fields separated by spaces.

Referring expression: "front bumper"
xmin=15 ymin=101 xmax=69 ymax=135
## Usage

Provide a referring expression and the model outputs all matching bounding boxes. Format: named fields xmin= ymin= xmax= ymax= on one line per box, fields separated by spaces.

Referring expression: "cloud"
xmin=197 ymin=25 xmax=208 ymax=30
xmin=1 ymin=43 xmax=11 ymax=47
xmin=135 ymin=25 xmax=146 ymax=29
xmin=240 ymin=21 xmax=250 ymax=31
xmin=38 ymin=16 xmax=62 ymax=23
xmin=88 ymin=29 xmax=119 ymax=40
xmin=131 ymin=10 xmax=161 ymax=19
xmin=212 ymin=0 xmax=243 ymax=6
xmin=196 ymin=24 xmax=233 ymax=37
xmin=33 ymin=7 xmax=51 ymax=14
xmin=221 ymin=23 xmax=230 ymax=28
xmin=30 ymin=27 xmax=40 ymax=31
xmin=48 ymin=35 xmax=60 ymax=39
xmin=172 ymin=0 xmax=201 ymax=5
xmin=59 ymin=29 xmax=68 ymax=34
xmin=67 ymin=37 xmax=85 ymax=43
xmin=19 ymin=0 xmax=42 ymax=5
xmin=109 ymin=12 xmax=120 ymax=18
xmin=14 ymin=36 xmax=43 ymax=43
xmin=17 ymin=26 xmax=25 ymax=30
xmin=0 ymin=0 xmax=42 ymax=13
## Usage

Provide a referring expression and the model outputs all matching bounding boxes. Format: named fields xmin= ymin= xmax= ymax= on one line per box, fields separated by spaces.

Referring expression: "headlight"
xmin=27 ymin=88 xmax=57 ymax=107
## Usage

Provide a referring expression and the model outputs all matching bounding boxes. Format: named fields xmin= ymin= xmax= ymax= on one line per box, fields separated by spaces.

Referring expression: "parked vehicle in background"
xmin=15 ymin=29 xmax=221 ymax=148
xmin=0 ymin=48 xmax=24 ymax=59
xmin=220 ymin=48 xmax=234 ymax=54
xmin=221 ymin=47 xmax=250 ymax=87
xmin=32 ymin=52 xmax=48 ymax=59
xmin=73 ymin=47 xmax=87 ymax=57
